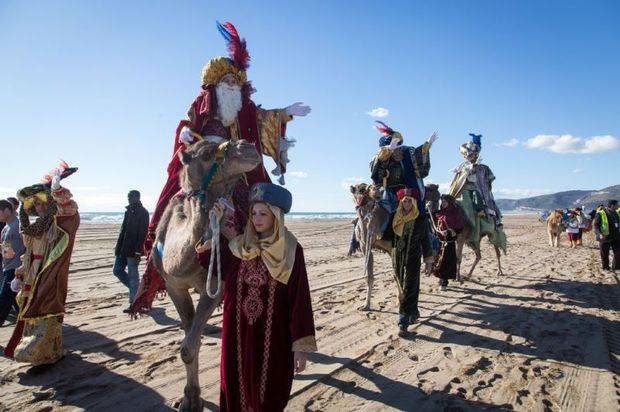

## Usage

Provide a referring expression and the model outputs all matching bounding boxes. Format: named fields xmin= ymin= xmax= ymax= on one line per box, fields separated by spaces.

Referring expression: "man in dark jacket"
xmin=113 ymin=190 xmax=149 ymax=312
xmin=593 ymin=199 xmax=620 ymax=271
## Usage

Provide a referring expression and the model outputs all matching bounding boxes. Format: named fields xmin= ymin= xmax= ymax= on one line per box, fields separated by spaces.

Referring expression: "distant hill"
xmin=496 ymin=185 xmax=620 ymax=212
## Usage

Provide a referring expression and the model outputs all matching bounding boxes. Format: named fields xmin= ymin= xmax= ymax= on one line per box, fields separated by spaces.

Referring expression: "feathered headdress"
xmin=201 ymin=21 xmax=250 ymax=86
xmin=460 ymin=133 xmax=482 ymax=158
xmin=374 ymin=121 xmax=394 ymax=136
xmin=468 ymin=133 xmax=482 ymax=148
xmin=216 ymin=21 xmax=250 ymax=71
xmin=375 ymin=121 xmax=403 ymax=147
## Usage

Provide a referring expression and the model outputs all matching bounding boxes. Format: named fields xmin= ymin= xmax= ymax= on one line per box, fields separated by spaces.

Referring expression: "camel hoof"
xmin=359 ymin=304 xmax=371 ymax=311
xmin=178 ymin=395 xmax=202 ymax=412
xmin=496 ymin=270 xmax=504 ymax=276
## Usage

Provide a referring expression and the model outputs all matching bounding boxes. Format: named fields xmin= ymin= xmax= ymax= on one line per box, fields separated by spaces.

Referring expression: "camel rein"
xmin=202 ymin=142 xmax=230 ymax=299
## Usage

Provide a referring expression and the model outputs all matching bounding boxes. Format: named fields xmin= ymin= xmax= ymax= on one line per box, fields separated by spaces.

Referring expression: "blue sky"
xmin=1 ymin=0 xmax=618 ymax=212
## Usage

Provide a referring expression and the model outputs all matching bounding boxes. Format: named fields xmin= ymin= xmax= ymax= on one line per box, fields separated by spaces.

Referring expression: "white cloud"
xmin=572 ymin=168 xmax=583 ymax=174
xmin=495 ymin=188 xmax=553 ymax=199
xmin=366 ymin=107 xmax=389 ymax=118
xmin=341 ymin=176 xmax=366 ymax=190
xmin=288 ymin=171 xmax=308 ymax=179
xmin=524 ymin=134 xmax=619 ymax=154
xmin=496 ymin=138 xmax=519 ymax=148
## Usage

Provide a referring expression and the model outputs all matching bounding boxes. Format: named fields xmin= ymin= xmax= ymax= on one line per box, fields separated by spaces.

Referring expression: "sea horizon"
xmin=79 ymin=209 xmax=538 ymax=224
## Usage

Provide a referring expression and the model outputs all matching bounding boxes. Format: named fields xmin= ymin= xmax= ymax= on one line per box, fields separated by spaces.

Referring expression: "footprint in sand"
xmin=443 ymin=346 xmax=453 ymax=359
xmin=417 ymin=366 xmax=439 ymax=377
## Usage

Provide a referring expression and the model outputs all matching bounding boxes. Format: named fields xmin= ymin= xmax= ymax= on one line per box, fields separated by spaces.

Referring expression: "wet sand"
xmin=0 ymin=216 xmax=618 ymax=411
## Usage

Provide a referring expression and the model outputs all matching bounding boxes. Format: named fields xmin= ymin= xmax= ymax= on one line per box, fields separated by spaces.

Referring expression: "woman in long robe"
xmin=432 ymin=195 xmax=465 ymax=290
xmin=202 ymin=183 xmax=316 ymax=411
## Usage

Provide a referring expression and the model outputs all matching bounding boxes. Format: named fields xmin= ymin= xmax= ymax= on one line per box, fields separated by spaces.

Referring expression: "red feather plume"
xmin=218 ymin=21 xmax=250 ymax=71
xmin=374 ymin=121 xmax=394 ymax=135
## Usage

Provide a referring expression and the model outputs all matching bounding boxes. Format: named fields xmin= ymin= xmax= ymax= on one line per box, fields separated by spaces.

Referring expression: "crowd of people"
xmin=541 ymin=202 xmax=619 ymax=270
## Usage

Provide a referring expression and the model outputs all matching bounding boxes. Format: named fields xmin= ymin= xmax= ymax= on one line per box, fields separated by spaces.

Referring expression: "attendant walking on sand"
xmin=566 ymin=210 xmax=582 ymax=248
xmin=113 ymin=190 xmax=149 ymax=312
xmin=0 ymin=200 xmax=24 ymax=326
xmin=202 ymin=183 xmax=317 ymax=412
xmin=5 ymin=167 xmax=80 ymax=365
xmin=431 ymin=195 xmax=465 ymax=290
xmin=593 ymin=199 xmax=620 ymax=272
xmin=391 ymin=188 xmax=434 ymax=336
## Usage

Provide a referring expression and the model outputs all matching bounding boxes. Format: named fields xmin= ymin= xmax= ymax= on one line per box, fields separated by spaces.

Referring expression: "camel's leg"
xmin=181 ymin=290 xmax=223 ymax=365
xmin=362 ymin=251 xmax=374 ymax=311
xmin=466 ymin=249 xmax=482 ymax=278
xmin=548 ymin=231 xmax=553 ymax=247
xmin=179 ymin=350 xmax=202 ymax=412
xmin=167 ymin=286 xmax=201 ymax=412
xmin=495 ymin=246 xmax=503 ymax=276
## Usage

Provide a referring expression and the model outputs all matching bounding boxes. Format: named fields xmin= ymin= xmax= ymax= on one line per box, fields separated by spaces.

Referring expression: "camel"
xmin=428 ymin=195 xmax=503 ymax=281
xmin=546 ymin=209 xmax=565 ymax=247
xmin=349 ymin=183 xmax=391 ymax=310
xmin=453 ymin=214 xmax=502 ymax=281
xmin=150 ymin=138 xmax=260 ymax=412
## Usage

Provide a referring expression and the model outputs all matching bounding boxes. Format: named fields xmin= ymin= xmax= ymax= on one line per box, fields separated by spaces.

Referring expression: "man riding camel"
xmin=370 ymin=121 xmax=438 ymax=217
xmin=131 ymin=22 xmax=311 ymax=313
xmin=448 ymin=133 xmax=506 ymax=254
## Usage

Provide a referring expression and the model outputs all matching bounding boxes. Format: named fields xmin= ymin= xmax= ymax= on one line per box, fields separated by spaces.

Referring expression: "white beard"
xmin=216 ymin=83 xmax=242 ymax=127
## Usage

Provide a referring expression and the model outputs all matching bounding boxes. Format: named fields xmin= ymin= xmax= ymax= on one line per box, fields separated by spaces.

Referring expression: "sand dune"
xmin=0 ymin=216 xmax=618 ymax=411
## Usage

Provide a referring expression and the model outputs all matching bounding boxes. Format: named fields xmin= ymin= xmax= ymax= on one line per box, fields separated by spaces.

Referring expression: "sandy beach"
xmin=0 ymin=216 xmax=618 ymax=411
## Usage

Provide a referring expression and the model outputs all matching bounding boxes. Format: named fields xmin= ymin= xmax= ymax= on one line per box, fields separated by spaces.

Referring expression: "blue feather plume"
xmin=469 ymin=133 xmax=482 ymax=148
xmin=216 ymin=21 xmax=232 ymax=43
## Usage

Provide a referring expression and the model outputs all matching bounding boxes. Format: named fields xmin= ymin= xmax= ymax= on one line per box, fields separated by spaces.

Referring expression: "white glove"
xmin=427 ymin=131 xmax=439 ymax=146
xmin=10 ymin=277 xmax=22 ymax=292
xmin=285 ymin=102 xmax=311 ymax=117
xmin=179 ymin=127 xmax=195 ymax=145
xmin=51 ymin=168 xmax=62 ymax=190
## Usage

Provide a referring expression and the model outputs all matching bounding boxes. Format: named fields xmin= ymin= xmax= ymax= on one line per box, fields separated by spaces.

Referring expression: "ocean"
xmin=80 ymin=210 xmax=536 ymax=224
xmin=80 ymin=212 xmax=358 ymax=224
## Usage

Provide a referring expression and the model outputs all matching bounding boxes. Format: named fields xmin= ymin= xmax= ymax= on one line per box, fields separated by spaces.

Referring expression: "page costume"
xmin=5 ymin=170 xmax=80 ymax=365
xmin=391 ymin=189 xmax=434 ymax=333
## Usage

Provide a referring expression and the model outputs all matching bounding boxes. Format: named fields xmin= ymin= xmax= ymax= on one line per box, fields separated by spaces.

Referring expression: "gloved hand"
xmin=285 ymin=102 xmax=311 ymax=117
xmin=427 ymin=131 xmax=439 ymax=146
xmin=179 ymin=127 xmax=195 ymax=145
xmin=10 ymin=277 xmax=22 ymax=293
xmin=51 ymin=168 xmax=62 ymax=190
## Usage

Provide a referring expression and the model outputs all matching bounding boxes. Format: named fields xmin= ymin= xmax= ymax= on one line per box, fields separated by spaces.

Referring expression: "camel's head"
xmin=179 ymin=139 xmax=261 ymax=193
xmin=350 ymin=183 xmax=379 ymax=207
xmin=425 ymin=183 xmax=441 ymax=212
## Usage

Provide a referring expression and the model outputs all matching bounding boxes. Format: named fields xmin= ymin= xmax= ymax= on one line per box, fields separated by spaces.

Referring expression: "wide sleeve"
xmin=411 ymin=142 xmax=432 ymax=179
xmin=420 ymin=217 xmax=435 ymax=261
xmin=288 ymin=244 xmax=317 ymax=352
xmin=256 ymin=107 xmax=291 ymax=160
xmin=51 ymin=186 xmax=78 ymax=217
